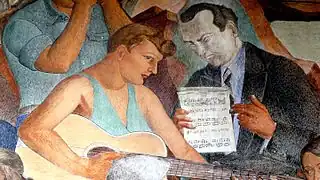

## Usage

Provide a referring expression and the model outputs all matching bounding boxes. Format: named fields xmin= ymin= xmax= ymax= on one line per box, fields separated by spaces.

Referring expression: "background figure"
xmin=120 ymin=0 xmax=187 ymax=17
xmin=0 ymin=74 xmax=19 ymax=125
xmin=0 ymin=74 xmax=19 ymax=151
xmin=175 ymin=3 xmax=320 ymax=175
xmin=301 ymin=136 xmax=320 ymax=180
xmin=0 ymin=148 xmax=24 ymax=180
xmin=2 ymin=0 xmax=110 ymax=125
xmin=0 ymin=121 xmax=18 ymax=151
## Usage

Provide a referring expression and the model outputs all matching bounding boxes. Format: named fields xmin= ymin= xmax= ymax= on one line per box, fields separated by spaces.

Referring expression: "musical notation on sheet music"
xmin=178 ymin=87 xmax=236 ymax=153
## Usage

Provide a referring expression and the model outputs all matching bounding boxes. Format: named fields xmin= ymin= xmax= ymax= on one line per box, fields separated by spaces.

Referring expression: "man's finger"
xmin=249 ymin=95 xmax=267 ymax=112
xmin=238 ymin=114 xmax=257 ymax=133
xmin=237 ymin=114 xmax=251 ymax=123
xmin=178 ymin=121 xmax=195 ymax=129
xmin=232 ymin=105 xmax=257 ymax=117
xmin=175 ymin=108 xmax=189 ymax=115
xmin=175 ymin=115 xmax=192 ymax=121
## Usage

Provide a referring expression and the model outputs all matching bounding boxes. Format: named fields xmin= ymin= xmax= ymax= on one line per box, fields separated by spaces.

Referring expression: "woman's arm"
xmin=18 ymin=75 xmax=93 ymax=177
xmin=139 ymin=86 xmax=206 ymax=163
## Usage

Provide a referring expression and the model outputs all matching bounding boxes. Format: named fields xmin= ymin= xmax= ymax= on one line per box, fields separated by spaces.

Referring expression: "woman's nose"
xmin=148 ymin=63 xmax=157 ymax=75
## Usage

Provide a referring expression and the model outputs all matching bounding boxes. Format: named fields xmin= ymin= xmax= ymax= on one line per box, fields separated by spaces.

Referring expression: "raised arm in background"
xmin=35 ymin=0 xmax=97 ymax=73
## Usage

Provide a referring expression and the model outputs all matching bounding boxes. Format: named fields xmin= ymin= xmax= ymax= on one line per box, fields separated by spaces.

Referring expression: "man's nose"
xmin=195 ymin=43 xmax=206 ymax=58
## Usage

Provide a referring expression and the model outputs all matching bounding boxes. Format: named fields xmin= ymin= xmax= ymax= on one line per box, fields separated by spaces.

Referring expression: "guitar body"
xmin=16 ymin=114 xmax=168 ymax=180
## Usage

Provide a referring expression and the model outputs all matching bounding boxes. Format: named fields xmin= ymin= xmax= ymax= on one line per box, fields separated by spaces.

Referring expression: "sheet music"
xmin=178 ymin=87 xmax=236 ymax=153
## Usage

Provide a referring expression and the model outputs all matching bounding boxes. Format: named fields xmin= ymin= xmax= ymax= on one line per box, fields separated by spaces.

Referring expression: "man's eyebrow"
xmin=197 ymin=32 xmax=213 ymax=41
xmin=304 ymin=163 xmax=320 ymax=169
xmin=184 ymin=41 xmax=195 ymax=44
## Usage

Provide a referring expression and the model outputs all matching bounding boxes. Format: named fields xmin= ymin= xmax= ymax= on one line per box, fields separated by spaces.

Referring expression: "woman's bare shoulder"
xmin=57 ymin=75 xmax=93 ymax=92
xmin=133 ymin=85 xmax=158 ymax=99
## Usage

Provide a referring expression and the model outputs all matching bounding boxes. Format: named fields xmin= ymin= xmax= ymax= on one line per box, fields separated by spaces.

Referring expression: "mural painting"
xmin=0 ymin=0 xmax=319 ymax=179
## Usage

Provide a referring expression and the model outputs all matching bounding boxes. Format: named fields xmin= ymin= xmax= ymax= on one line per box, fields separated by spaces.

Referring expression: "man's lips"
xmin=205 ymin=54 xmax=220 ymax=59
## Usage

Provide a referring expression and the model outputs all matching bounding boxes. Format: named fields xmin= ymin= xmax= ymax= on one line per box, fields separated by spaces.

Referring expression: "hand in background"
xmin=232 ymin=95 xmax=276 ymax=139
xmin=72 ymin=0 xmax=97 ymax=7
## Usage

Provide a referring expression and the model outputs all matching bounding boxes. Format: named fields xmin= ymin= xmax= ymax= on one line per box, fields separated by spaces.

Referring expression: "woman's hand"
xmin=85 ymin=152 xmax=124 ymax=180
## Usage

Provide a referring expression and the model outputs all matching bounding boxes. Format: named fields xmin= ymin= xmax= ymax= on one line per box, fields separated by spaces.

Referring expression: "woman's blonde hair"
xmin=108 ymin=23 xmax=176 ymax=57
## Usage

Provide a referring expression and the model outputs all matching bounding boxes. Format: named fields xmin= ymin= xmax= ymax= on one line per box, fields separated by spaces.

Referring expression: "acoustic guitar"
xmin=16 ymin=114 xmax=301 ymax=180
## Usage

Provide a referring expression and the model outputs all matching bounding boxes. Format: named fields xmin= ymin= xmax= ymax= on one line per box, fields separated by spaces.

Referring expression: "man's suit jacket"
xmin=186 ymin=42 xmax=320 ymax=175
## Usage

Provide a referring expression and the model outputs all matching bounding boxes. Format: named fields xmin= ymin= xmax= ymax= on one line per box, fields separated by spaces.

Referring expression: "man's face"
xmin=119 ymin=39 xmax=163 ymax=85
xmin=179 ymin=10 xmax=238 ymax=67
xmin=302 ymin=152 xmax=320 ymax=180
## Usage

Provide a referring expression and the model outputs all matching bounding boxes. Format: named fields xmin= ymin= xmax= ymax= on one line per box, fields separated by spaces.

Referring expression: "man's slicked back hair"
xmin=180 ymin=3 xmax=238 ymax=32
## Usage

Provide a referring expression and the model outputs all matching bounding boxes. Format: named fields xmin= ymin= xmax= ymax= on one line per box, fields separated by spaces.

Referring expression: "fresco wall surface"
xmin=0 ymin=0 xmax=319 ymax=179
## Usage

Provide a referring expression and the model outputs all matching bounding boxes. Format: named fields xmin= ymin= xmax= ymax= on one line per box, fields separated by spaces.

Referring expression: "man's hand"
xmin=86 ymin=152 xmax=124 ymax=180
xmin=173 ymin=108 xmax=195 ymax=134
xmin=307 ymin=63 xmax=320 ymax=94
xmin=73 ymin=0 xmax=96 ymax=7
xmin=232 ymin=95 xmax=276 ymax=139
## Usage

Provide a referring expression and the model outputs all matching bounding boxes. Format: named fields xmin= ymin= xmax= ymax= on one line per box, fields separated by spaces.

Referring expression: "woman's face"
xmin=119 ymin=39 xmax=163 ymax=85
xmin=302 ymin=152 xmax=320 ymax=180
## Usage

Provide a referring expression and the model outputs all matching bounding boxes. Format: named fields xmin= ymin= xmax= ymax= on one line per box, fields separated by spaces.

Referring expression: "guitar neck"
xmin=165 ymin=158 xmax=301 ymax=180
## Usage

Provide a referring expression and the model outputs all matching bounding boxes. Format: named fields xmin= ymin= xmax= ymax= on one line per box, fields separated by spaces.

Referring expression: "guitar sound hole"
xmin=87 ymin=147 xmax=115 ymax=158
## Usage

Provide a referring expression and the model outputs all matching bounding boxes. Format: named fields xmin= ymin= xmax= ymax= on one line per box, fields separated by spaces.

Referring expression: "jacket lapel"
xmin=199 ymin=64 xmax=222 ymax=87
xmin=237 ymin=43 xmax=269 ymax=155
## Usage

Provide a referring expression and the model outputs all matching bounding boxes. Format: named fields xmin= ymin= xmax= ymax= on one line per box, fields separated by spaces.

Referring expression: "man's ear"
xmin=115 ymin=45 xmax=129 ymax=61
xmin=226 ymin=21 xmax=239 ymax=38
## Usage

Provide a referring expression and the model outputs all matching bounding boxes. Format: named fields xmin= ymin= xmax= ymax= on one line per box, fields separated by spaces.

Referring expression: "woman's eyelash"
xmin=144 ymin=55 xmax=153 ymax=60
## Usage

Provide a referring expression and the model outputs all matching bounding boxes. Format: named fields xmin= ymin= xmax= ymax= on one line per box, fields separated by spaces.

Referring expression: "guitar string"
xmin=166 ymin=158 xmax=300 ymax=179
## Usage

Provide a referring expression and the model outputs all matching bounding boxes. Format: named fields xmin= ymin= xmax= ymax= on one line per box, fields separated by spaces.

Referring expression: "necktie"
xmin=223 ymin=68 xmax=232 ymax=89
xmin=223 ymin=68 xmax=234 ymax=105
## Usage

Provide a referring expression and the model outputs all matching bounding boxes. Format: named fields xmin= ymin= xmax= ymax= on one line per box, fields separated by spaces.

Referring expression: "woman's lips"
xmin=141 ymin=74 xmax=149 ymax=79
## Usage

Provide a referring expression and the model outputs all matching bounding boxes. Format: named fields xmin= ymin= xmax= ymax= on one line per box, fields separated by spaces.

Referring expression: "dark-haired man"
xmin=174 ymin=3 xmax=320 ymax=175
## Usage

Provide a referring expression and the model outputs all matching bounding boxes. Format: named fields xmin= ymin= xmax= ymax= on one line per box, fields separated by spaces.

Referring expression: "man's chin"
xmin=207 ymin=58 xmax=230 ymax=67
xmin=207 ymin=60 xmax=223 ymax=67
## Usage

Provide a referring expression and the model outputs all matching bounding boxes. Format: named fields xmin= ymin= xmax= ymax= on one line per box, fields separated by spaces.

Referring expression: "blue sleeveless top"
xmin=79 ymin=73 xmax=152 ymax=136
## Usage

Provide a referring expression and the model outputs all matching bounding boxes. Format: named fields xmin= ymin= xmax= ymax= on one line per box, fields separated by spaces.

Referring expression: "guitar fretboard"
xmin=166 ymin=158 xmax=301 ymax=180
